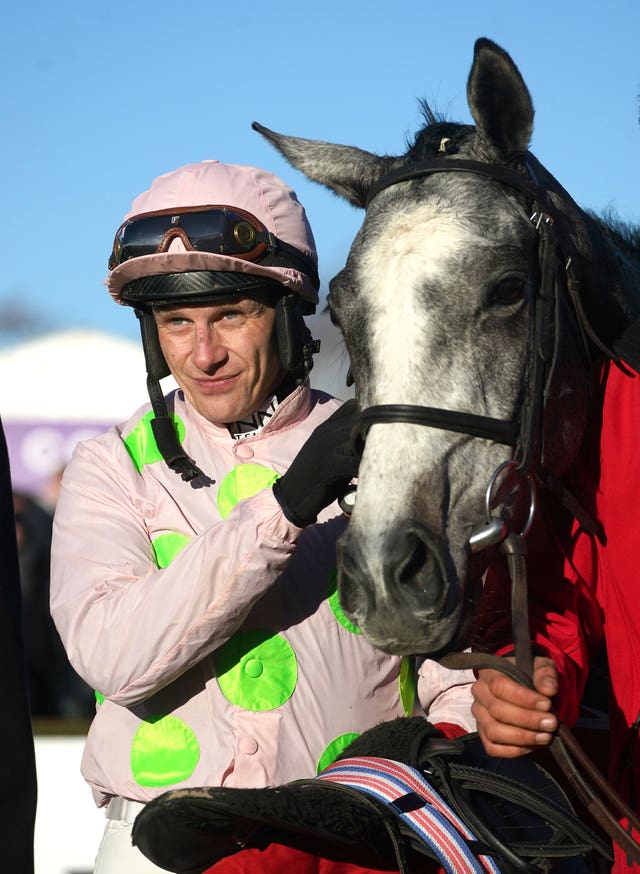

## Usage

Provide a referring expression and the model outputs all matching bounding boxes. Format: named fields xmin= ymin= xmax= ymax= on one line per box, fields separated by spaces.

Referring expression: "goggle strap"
xmin=261 ymin=234 xmax=320 ymax=291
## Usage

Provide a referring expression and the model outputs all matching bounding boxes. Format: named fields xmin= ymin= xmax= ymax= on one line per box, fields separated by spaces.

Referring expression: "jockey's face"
xmin=153 ymin=293 xmax=284 ymax=425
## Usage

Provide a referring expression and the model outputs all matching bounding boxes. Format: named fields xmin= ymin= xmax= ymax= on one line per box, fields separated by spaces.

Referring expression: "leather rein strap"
xmin=442 ymin=535 xmax=640 ymax=865
xmin=361 ymin=158 xmax=640 ymax=862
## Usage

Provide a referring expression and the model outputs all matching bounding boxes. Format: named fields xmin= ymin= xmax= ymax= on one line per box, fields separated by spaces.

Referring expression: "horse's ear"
xmin=467 ymin=38 xmax=534 ymax=159
xmin=252 ymin=122 xmax=392 ymax=209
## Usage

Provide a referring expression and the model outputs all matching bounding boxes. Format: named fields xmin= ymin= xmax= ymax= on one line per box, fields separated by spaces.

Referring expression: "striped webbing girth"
xmin=316 ymin=756 xmax=501 ymax=874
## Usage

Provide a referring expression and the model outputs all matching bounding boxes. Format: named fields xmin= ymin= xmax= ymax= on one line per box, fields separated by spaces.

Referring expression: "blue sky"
xmin=2 ymin=0 xmax=639 ymax=348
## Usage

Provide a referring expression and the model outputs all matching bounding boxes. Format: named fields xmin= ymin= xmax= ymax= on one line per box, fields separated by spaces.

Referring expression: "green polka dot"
xmin=217 ymin=464 xmax=280 ymax=519
xmin=317 ymin=732 xmax=360 ymax=774
xmin=327 ymin=567 xmax=360 ymax=634
xmin=124 ymin=411 xmax=186 ymax=472
xmin=216 ymin=630 xmax=297 ymax=711
xmin=95 ymin=691 xmax=104 ymax=705
xmin=131 ymin=714 xmax=200 ymax=787
xmin=399 ymin=656 xmax=417 ymax=716
xmin=152 ymin=532 xmax=191 ymax=568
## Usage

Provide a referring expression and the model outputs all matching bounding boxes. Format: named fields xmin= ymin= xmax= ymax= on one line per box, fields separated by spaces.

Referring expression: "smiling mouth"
xmin=193 ymin=374 xmax=241 ymax=392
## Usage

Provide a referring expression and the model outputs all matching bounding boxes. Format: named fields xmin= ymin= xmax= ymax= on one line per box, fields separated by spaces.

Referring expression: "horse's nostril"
xmin=387 ymin=525 xmax=445 ymax=605
xmin=397 ymin=534 xmax=428 ymax=588
xmin=338 ymin=522 xmax=449 ymax=617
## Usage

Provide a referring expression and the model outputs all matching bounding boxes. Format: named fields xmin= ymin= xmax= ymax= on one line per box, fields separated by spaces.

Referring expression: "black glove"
xmin=273 ymin=400 xmax=360 ymax=527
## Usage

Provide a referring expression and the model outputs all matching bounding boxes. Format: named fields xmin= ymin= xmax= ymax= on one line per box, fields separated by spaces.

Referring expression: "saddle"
xmin=131 ymin=718 xmax=611 ymax=874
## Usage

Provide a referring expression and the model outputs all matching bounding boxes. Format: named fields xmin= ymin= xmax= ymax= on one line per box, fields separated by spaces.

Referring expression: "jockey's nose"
xmin=192 ymin=326 xmax=228 ymax=373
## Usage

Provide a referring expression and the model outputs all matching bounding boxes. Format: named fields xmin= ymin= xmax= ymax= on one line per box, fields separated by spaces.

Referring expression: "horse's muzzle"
xmin=336 ymin=521 xmax=460 ymax=654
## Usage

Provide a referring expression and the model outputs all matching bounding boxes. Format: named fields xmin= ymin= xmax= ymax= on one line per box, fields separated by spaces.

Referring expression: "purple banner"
xmin=3 ymin=420 xmax=114 ymax=499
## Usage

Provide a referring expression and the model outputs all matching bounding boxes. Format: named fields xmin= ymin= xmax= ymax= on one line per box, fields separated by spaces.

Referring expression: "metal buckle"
xmin=468 ymin=460 xmax=537 ymax=553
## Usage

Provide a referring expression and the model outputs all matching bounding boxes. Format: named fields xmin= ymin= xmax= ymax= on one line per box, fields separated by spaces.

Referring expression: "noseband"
xmin=359 ymin=157 xmax=568 ymax=476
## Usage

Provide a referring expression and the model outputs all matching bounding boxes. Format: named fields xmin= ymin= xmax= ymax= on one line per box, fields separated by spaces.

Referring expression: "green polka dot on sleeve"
xmin=217 ymin=464 xmax=280 ymax=519
xmin=124 ymin=411 xmax=186 ymax=472
xmin=216 ymin=630 xmax=297 ymax=711
xmin=152 ymin=532 xmax=191 ymax=568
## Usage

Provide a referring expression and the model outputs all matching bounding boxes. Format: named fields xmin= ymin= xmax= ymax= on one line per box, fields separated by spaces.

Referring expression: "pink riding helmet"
xmin=106 ymin=160 xmax=319 ymax=310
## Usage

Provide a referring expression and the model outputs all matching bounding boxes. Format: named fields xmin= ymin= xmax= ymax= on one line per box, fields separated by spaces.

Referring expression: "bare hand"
xmin=471 ymin=656 xmax=559 ymax=757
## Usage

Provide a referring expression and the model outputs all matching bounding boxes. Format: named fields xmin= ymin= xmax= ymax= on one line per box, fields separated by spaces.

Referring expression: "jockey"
xmin=472 ymin=357 xmax=640 ymax=873
xmin=49 ymin=159 xmax=475 ymax=874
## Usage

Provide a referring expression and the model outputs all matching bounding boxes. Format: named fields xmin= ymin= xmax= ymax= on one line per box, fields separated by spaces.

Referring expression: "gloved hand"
xmin=273 ymin=400 xmax=360 ymax=527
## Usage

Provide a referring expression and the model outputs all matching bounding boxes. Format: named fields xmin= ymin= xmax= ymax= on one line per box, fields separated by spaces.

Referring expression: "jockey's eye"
xmin=489 ymin=276 xmax=526 ymax=306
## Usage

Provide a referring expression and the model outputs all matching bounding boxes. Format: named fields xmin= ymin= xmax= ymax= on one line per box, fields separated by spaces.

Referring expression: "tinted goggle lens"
xmin=108 ymin=207 xmax=267 ymax=269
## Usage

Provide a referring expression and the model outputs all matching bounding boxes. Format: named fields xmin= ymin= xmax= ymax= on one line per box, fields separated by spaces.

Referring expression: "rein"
xmin=359 ymin=157 xmax=640 ymax=862
xmin=441 ymin=535 xmax=640 ymax=866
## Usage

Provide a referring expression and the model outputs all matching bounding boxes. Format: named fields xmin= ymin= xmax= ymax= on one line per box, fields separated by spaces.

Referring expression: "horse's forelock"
xmin=404 ymin=101 xmax=475 ymax=161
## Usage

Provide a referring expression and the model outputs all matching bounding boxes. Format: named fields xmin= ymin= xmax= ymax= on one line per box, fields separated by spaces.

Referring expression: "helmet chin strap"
xmin=147 ymin=376 xmax=205 ymax=483
xmin=137 ymin=310 xmax=205 ymax=483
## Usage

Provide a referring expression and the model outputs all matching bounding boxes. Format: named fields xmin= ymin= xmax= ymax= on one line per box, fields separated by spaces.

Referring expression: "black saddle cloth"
xmin=131 ymin=717 xmax=610 ymax=874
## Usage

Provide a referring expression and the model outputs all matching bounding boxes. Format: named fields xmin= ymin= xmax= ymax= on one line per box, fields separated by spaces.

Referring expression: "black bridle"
xmin=359 ymin=156 xmax=565 ymax=476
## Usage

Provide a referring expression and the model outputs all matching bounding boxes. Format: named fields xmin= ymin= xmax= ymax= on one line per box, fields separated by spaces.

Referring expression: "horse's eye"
xmin=489 ymin=276 xmax=526 ymax=306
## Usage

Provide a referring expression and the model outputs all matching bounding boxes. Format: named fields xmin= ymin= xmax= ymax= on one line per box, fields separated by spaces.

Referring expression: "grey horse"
xmin=255 ymin=38 xmax=640 ymax=658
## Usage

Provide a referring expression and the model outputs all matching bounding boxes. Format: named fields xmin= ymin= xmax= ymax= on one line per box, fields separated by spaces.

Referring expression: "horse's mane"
xmin=587 ymin=209 xmax=640 ymax=264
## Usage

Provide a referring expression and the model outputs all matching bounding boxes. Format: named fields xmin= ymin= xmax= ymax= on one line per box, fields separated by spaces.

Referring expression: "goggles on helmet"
xmin=108 ymin=205 xmax=319 ymax=289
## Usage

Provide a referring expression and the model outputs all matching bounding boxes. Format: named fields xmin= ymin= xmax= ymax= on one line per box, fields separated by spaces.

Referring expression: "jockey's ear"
xmin=467 ymin=38 xmax=534 ymax=161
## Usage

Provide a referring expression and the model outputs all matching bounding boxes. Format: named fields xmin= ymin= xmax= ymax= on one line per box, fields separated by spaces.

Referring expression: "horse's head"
xmin=255 ymin=39 xmax=640 ymax=656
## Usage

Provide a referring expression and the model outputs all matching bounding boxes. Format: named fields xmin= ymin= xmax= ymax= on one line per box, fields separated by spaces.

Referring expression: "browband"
xmin=366 ymin=158 xmax=538 ymax=206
